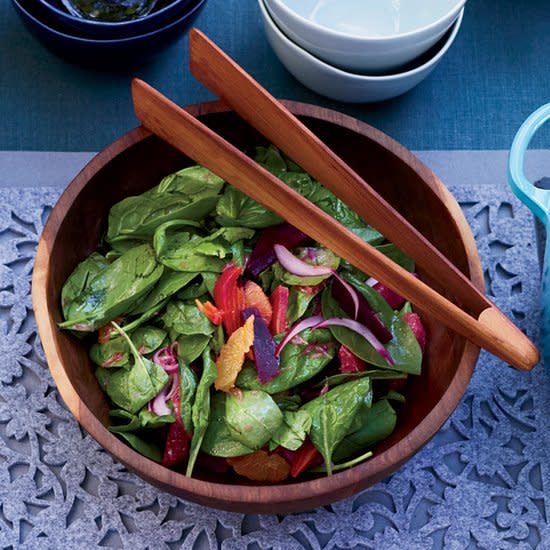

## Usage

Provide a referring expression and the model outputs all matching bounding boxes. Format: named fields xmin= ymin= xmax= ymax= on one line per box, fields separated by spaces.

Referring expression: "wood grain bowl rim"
xmin=31 ymin=100 xmax=483 ymax=513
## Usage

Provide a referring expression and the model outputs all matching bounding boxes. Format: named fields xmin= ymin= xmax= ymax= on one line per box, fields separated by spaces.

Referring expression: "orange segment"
xmin=215 ymin=314 xmax=255 ymax=392
xmin=227 ymin=449 xmax=290 ymax=482
xmin=244 ymin=281 xmax=272 ymax=326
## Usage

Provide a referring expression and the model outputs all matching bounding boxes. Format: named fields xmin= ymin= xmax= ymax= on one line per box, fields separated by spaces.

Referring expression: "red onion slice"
xmin=333 ymin=272 xmax=359 ymax=319
xmin=274 ymin=244 xmax=333 ymax=278
xmin=315 ymin=317 xmax=394 ymax=366
xmin=275 ymin=314 xmax=324 ymax=357
xmin=153 ymin=343 xmax=179 ymax=374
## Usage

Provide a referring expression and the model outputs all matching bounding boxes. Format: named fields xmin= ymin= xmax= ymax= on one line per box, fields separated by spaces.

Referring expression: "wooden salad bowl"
xmin=32 ymin=101 xmax=483 ymax=513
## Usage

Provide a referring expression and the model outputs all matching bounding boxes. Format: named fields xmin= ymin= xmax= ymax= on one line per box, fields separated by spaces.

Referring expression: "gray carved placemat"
xmin=1 ymin=151 xmax=550 ymax=549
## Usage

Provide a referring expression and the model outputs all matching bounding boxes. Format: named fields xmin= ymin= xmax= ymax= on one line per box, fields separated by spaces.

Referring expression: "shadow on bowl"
xmin=32 ymin=99 xmax=483 ymax=513
xmin=12 ymin=0 xmax=206 ymax=69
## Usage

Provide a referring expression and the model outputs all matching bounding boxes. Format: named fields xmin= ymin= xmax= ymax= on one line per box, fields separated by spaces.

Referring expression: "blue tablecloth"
xmin=1 ymin=0 xmax=550 ymax=152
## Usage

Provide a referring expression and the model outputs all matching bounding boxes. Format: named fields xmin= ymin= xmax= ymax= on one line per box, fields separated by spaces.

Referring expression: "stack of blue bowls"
xmin=12 ymin=0 xmax=207 ymax=67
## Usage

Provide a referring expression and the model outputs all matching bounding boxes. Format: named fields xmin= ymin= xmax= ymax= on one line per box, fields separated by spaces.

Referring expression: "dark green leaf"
xmin=186 ymin=349 xmax=218 ymax=476
xmin=321 ymin=289 xmax=421 ymax=374
xmin=114 ymin=432 xmax=162 ymax=462
xmin=131 ymin=270 xmax=198 ymax=315
xmin=301 ymin=377 xmax=372 ymax=475
xmin=162 ymin=301 xmax=215 ymax=337
xmin=270 ymin=409 xmax=312 ymax=451
xmin=176 ymin=334 xmax=210 ymax=363
xmin=179 ymin=360 xmax=197 ymax=432
xmin=332 ymin=399 xmax=397 ymax=462
xmin=375 ymin=243 xmax=415 ymax=272
xmin=215 ymin=185 xmax=282 ymax=228
xmin=201 ymin=393 xmax=255 ymax=457
xmin=61 ymin=252 xmax=109 ymax=318
xmin=236 ymin=328 xmax=336 ymax=393
xmin=60 ymin=244 xmax=164 ymax=332
xmin=108 ymin=407 xmax=175 ymax=433
xmin=155 ymin=165 xmax=224 ymax=196
xmin=225 ymin=390 xmax=283 ymax=450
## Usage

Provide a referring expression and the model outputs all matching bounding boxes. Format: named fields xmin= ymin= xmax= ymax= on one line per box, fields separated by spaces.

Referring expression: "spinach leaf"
xmin=130 ymin=326 xmax=167 ymax=354
xmin=313 ymin=369 xmax=407 ymax=389
xmin=60 ymin=244 xmax=164 ymax=332
xmin=61 ymin=252 xmax=109 ymax=318
xmin=287 ymin=285 xmax=323 ymax=325
xmin=155 ymin=165 xmax=224 ymax=196
xmin=154 ymin=223 xmax=254 ymax=273
xmin=107 ymin=192 xmax=217 ymax=243
xmin=225 ymin=390 xmax=283 ymax=450
xmin=90 ymin=337 xmax=128 ymax=368
xmin=215 ymin=185 xmax=282 ymax=228
xmin=201 ymin=393 xmax=255 ymax=457
xmin=236 ymin=328 xmax=336 ymax=393
xmin=131 ymin=271 xmax=198 ymax=315
xmin=321 ymin=289 xmax=421 ymax=375
xmin=270 ymin=409 xmax=312 ymax=451
xmin=176 ymin=273 xmax=217 ymax=301
xmin=186 ymin=349 xmax=218 ymax=476
xmin=114 ymin=432 xmax=162 ymax=462
xmin=273 ymin=393 xmax=302 ymax=412
xmin=254 ymin=144 xmax=288 ymax=173
xmin=376 ymin=243 xmax=415 ymax=272
xmin=332 ymin=399 xmax=397 ymax=462
xmin=161 ymin=301 xmax=215 ymax=337
xmin=301 ymin=377 xmax=372 ymax=475
xmin=99 ymin=323 xmax=170 ymax=413
xmin=176 ymin=334 xmax=211 ymax=363
xmin=108 ymin=407 xmax=175 ymax=433
xmin=179 ymin=360 xmax=197 ymax=433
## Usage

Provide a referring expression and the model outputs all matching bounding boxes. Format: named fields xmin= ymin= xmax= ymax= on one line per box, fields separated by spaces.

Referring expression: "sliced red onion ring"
xmin=274 ymin=244 xmax=333 ymax=278
xmin=365 ymin=277 xmax=378 ymax=287
xmin=315 ymin=317 xmax=394 ymax=366
xmin=153 ymin=343 xmax=179 ymax=374
xmin=275 ymin=314 xmax=324 ymax=357
xmin=332 ymin=272 xmax=359 ymax=319
xmin=149 ymin=382 xmax=172 ymax=416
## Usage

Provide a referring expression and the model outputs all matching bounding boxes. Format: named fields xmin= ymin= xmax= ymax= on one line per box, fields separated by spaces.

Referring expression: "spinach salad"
xmin=59 ymin=145 xmax=425 ymax=482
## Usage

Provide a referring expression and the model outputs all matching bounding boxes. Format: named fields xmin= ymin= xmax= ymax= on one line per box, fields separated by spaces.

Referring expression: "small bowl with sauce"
xmin=12 ymin=0 xmax=206 ymax=67
xmin=35 ymin=0 xmax=195 ymax=39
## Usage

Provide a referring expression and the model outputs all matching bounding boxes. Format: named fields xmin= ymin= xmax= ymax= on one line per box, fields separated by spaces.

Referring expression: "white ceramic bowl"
xmin=259 ymin=0 xmax=463 ymax=104
xmin=264 ymin=0 xmax=466 ymax=74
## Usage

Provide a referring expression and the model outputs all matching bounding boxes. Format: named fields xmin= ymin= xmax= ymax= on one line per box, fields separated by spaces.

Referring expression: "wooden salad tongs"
xmin=131 ymin=30 xmax=539 ymax=371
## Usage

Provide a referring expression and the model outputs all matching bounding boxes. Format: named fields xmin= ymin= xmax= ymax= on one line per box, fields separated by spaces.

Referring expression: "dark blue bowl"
xmin=12 ymin=0 xmax=206 ymax=68
xmin=36 ymin=0 xmax=194 ymax=39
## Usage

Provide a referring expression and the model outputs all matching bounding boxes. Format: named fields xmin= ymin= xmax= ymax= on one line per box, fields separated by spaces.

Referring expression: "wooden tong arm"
xmin=131 ymin=78 xmax=538 ymax=371
xmin=188 ymin=28 xmax=491 ymax=316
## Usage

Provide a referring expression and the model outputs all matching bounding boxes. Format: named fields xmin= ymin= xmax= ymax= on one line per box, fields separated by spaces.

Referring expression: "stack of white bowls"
xmin=259 ymin=0 xmax=466 ymax=103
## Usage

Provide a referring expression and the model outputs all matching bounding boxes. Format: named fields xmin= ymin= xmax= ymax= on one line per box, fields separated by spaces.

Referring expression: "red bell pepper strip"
xmin=213 ymin=263 xmax=245 ymax=335
xmin=338 ymin=345 xmax=367 ymax=373
xmin=289 ymin=437 xmax=323 ymax=478
xmin=269 ymin=285 xmax=289 ymax=336
xmin=162 ymin=420 xmax=191 ymax=467
xmin=195 ymin=299 xmax=223 ymax=326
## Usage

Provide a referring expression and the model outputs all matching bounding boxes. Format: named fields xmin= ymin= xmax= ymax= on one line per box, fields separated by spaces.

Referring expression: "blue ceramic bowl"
xmin=12 ymin=0 xmax=206 ymax=68
xmin=36 ymin=0 xmax=194 ymax=39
